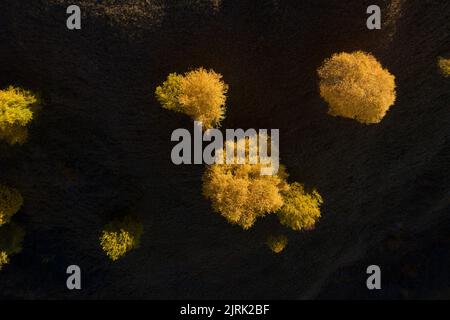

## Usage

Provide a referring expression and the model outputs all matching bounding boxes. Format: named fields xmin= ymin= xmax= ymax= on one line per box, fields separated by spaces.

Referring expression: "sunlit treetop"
xmin=318 ymin=51 xmax=396 ymax=124
xmin=100 ymin=216 xmax=143 ymax=261
xmin=202 ymin=133 xmax=288 ymax=230
xmin=0 ymin=86 xmax=37 ymax=145
xmin=156 ymin=68 xmax=228 ymax=129
xmin=0 ymin=86 xmax=36 ymax=129
xmin=277 ymin=182 xmax=323 ymax=231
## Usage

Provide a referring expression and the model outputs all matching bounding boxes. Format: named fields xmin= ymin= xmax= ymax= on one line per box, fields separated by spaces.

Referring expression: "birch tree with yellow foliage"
xmin=318 ymin=51 xmax=396 ymax=124
xmin=100 ymin=216 xmax=143 ymax=261
xmin=202 ymin=133 xmax=288 ymax=229
xmin=277 ymin=182 xmax=323 ymax=231
xmin=155 ymin=68 xmax=228 ymax=129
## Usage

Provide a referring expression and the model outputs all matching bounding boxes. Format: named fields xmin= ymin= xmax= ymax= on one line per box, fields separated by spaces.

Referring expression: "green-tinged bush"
xmin=202 ymin=134 xmax=324 ymax=231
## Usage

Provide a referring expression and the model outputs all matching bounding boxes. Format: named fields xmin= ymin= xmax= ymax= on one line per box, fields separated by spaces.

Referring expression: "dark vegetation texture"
xmin=0 ymin=0 xmax=449 ymax=299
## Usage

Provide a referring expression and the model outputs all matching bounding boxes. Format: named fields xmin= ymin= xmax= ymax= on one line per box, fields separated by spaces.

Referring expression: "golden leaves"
xmin=318 ymin=51 xmax=396 ymax=124
xmin=156 ymin=68 xmax=228 ymax=129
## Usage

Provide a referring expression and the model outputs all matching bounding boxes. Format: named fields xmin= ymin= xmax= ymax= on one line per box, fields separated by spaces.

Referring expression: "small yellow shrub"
xmin=267 ymin=235 xmax=288 ymax=254
xmin=202 ymin=134 xmax=288 ymax=229
xmin=277 ymin=182 xmax=323 ymax=231
xmin=318 ymin=51 xmax=396 ymax=124
xmin=0 ymin=86 xmax=37 ymax=145
xmin=100 ymin=216 xmax=143 ymax=261
xmin=0 ymin=223 xmax=25 ymax=271
xmin=0 ymin=185 xmax=24 ymax=226
xmin=156 ymin=68 xmax=228 ymax=128
xmin=100 ymin=230 xmax=134 ymax=261
xmin=438 ymin=57 xmax=450 ymax=77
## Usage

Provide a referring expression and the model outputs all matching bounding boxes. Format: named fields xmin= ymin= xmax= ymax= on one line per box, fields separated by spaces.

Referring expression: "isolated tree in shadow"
xmin=318 ymin=51 xmax=396 ymax=124
xmin=267 ymin=235 xmax=288 ymax=254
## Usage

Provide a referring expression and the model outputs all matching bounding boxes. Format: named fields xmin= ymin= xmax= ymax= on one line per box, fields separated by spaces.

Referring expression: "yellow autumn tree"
xmin=438 ymin=57 xmax=450 ymax=77
xmin=155 ymin=68 xmax=228 ymax=128
xmin=277 ymin=182 xmax=323 ymax=231
xmin=0 ymin=86 xmax=37 ymax=145
xmin=0 ymin=185 xmax=23 ymax=227
xmin=267 ymin=235 xmax=288 ymax=254
xmin=0 ymin=223 xmax=25 ymax=271
xmin=318 ymin=51 xmax=396 ymax=124
xmin=100 ymin=216 xmax=143 ymax=261
xmin=202 ymin=133 xmax=288 ymax=229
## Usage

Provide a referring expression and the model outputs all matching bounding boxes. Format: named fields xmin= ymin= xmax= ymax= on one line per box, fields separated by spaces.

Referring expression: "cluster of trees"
xmin=99 ymin=216 xmax=143 ymax=261
xmin=438 ymin=57 xmax=450 ymax=77
xmin=0 ymin=86 xmax=34 ymax=270
xmin=318 ymin=51 xmax=396 ymax=124
xmin=0 ymin=52 xmax=404 ymax=261
xmin=157 ymin=70 xmax=323 ymax=253
xmin=201 ymin=135 xmax=323 ymax=232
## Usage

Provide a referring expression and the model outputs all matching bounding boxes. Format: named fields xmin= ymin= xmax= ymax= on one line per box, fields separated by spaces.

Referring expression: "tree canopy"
xmin=318 ymin=51 xmax=396 ymax=124
xmin=156 ymin=68 xmax=228 ymax=128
